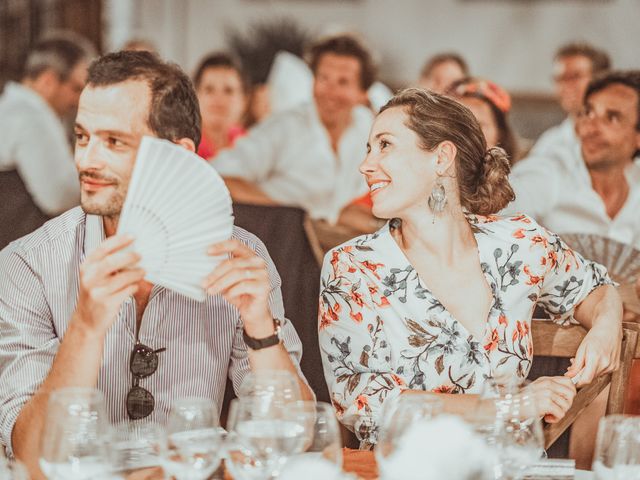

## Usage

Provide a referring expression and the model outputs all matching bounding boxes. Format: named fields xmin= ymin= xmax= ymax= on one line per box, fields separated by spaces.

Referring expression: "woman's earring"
xmin=428 ymin=176 xmax=447 ymax=221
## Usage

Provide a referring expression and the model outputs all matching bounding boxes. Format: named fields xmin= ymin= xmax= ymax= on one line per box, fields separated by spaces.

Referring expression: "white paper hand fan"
xmin=117 ymin=136 xmax=234 ymax=301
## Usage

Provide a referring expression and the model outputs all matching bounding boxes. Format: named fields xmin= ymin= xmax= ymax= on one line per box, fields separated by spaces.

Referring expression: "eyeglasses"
xmin=126 ymin=342 xmax=166 ymax=420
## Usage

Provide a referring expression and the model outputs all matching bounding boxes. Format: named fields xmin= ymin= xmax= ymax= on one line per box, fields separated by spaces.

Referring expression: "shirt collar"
xmin=83 ymin=214 xmax=106 ymax=258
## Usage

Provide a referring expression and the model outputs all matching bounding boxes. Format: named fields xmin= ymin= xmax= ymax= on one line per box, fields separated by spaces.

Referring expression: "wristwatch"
xmin=243 ymin=318 xmax=282 ymax=350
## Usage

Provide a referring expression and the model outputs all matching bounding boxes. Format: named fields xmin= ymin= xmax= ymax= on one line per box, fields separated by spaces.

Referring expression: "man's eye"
xmin=107 ymin=137 xmax=125 ymax=148
xmin=75 ymin=132 xmax=88 ymax=144
xmin=380 ymin=139 xmax=390 ymax=149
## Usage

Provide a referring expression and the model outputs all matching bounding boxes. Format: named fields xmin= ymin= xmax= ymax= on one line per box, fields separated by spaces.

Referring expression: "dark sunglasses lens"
xmin=127 ymin=385 xmax=154 ymax=419
xmin=130 ymin=345 xmax=158 ymax=377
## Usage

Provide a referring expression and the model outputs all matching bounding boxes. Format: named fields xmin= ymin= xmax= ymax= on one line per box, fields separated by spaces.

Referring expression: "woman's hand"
xmin=523 ymin=376 xmax=576 ymax=423
xmin=566 ymin=323 xmax=621 ymax=387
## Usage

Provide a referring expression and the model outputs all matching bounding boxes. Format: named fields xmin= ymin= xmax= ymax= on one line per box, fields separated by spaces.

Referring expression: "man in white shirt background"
xmin=507 ymin=70 xmax=640 ymax=251
xmin=530 ymin=42 xmax=610 ymax=159
xmin=213 ymin=34 xmax=375 ymax=223
xmin=0 ymin=33 xmax=96 ymax=249
xmin=509 ymin=68 xmax=640 ymax=316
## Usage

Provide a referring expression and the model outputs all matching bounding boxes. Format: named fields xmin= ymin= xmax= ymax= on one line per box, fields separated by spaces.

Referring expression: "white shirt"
xmin=530 ymin=117 xmax=580 ymax=161
xmin=214 ymin=102 xmax=372 ymax=223
xmin=506 ymin=145 xmax=640 ymax=249
xmin=0 ymin=82 xmax=79 ymax=214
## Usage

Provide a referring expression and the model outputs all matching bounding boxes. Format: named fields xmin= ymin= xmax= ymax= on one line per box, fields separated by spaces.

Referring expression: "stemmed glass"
xmin=593 ymin=415 xmax=640 ymax=480
xmin=109 ymin=422 xmax=166 ymax=479
xmin=225 ymin=396 xmax=307 ymax=480
xmin=375 ymin=395 xmax=443 ymax=479
xmin=161 ymin=397 xmax=224 ymax=480
xmin=238 ymin=370 xmax=301 ymax=405
xmin=278 ymin=401 xmax=343 ymax=480
xmin=488 ymin=383 xmax=545 ymax=480
xmin=39 ymin=387 xmax=113 ymax=480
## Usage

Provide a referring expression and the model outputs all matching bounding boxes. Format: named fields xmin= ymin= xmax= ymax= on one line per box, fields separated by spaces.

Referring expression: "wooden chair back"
xmin=531 ymin=319 xmax=640 ymax=449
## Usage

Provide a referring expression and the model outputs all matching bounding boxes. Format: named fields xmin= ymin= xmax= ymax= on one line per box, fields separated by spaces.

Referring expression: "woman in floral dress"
xmin=318 ymin=88 xmax=623 ymax=447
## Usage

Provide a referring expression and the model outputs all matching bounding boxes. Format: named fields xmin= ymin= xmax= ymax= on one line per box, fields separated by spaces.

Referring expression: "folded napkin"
xmin=521 ymin=458 xmax=576 ymax=479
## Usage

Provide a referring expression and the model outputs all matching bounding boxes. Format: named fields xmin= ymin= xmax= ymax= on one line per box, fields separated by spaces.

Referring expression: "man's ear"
xmin=175 ymin=137 xmax=196 ymax=153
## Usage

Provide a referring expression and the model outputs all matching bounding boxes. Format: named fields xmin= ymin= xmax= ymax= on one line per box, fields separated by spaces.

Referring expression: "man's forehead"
xmin=77 ymin=80 xmax=152 ymax=130
xmin=589 ymin=83 xmax=639 ymax=109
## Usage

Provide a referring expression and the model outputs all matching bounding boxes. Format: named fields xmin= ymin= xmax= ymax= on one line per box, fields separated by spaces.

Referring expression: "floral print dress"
xmin=318 ymin=213 xmax=611 ymax=446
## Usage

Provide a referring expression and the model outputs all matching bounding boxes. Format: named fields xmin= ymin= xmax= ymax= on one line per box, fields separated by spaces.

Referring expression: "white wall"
xmin=106 ymin=0 xmax=639 ymax=93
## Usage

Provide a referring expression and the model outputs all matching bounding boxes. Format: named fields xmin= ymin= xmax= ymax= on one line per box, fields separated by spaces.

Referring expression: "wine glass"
xmin=225 ymin=396 xmax=306 ymax=480
xmin=0 ymin=456 xmax=29 ymax=480
xmin=161 ymin=397 xmax=224 ymax=480
xmin=238 ymin=370 xmax=301 ymax=405
xmin=278 ymin=401 xmax=343 ymax=480
xmin=611 ymin=426 xmax=640 ymax=479
xmin=375 ymin=395 xmax=443 ymax=479
xmin=490 ymin=386 xmax=544 ymax=480
xmin=593 ymin=415 xmax=640 ymax=480
xmin=109 ymin=422 xmax=166 ymax=479
xmin=39 ymin=387 xmax=113 ymax=480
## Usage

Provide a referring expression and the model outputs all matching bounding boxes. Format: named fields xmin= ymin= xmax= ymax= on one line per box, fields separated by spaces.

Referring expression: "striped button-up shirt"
xmin=0 ymin=207 xmax=305 ymax=454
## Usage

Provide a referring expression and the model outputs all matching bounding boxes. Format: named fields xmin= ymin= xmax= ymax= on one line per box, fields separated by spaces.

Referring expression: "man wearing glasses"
xmin=0 ymin=51 xmax=313 ymax=476
xmin=531 ymin=42 xmax=610 ymax=159
xmin=0 ymin=33 xmax=96 ymax=249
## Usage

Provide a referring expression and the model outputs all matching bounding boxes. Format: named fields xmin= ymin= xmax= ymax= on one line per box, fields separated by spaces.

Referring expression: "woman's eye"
xmin=380 ymin=139 xmax=390 ymax=149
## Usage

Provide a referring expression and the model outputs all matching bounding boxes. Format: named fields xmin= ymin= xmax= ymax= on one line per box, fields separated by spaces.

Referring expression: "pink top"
xmin=197 ymin=125 xmax=246 ymax=161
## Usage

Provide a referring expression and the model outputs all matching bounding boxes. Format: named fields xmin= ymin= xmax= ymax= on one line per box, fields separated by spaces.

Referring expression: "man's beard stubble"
xmin=78 ymin=171 xmax=126 ymax=217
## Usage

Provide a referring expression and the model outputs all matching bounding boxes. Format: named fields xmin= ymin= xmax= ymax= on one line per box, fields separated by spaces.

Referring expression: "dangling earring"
xmin=428 ymin=176 xmax=447 ymax=222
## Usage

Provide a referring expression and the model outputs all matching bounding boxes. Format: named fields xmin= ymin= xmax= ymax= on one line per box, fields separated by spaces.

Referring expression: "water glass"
xmin=278 ymin=401 xmax=343 ymax=480
xmin=225 ymin=396 xmax=306 ymax=480
xmin=593 ymin=415 xmax=640 ymax=480
xmin=109 ymin=422 xmax=166 ymax=478
xmin=162 ymin=397 xmax=223 ymax=480
xmin=39 ymin=387 xmax=112 ymax=480
xmin=375 ymin=395 xmax=443 ymax=472
xmin=238 ymin=370 xmax=301 ymax=405
xmin=490 ymin=387 xmax=544 ymax=480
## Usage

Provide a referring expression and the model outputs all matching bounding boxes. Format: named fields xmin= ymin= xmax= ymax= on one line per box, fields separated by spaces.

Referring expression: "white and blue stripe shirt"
xmin=0 ymin=207 xmax=305 ymax=454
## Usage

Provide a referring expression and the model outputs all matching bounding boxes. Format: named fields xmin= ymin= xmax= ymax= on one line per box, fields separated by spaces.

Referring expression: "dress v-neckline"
xmin=378 ymin=220 xmax=498 ymax=344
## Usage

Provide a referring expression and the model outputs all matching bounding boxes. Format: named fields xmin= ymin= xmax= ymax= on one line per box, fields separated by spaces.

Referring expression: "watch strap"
xmin=243 ymin=318 xmax=282 ymax=350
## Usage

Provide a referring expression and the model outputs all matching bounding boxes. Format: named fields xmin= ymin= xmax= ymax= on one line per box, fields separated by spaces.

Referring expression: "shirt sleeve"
xmin=0 ymin=247 xmax=60 ymax=456
xmin=318 ymin=246 xmax=404 ymax=446
xmin=213 ymin=114 xmax=288 ymax=183
xmin=12 ymin=111 xmax=79 ymax=215
xmin=227 ymin=234 xmax=307 ymax=394
xmin=533 ymin=224 xmax=613 ymax=325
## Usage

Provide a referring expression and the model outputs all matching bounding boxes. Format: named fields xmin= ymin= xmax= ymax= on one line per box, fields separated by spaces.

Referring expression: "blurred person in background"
xmin=449 ymin=77 xmax=520 ymax=164
xmin=531 ymin=42 xmax=610 ymax=158
xmin=213 ymin=34 xmax=375 ymax=223
xmin=417 ymin=52 xmax=469 ymax=94
xmin=336 ymin=77 xmax=519 ymax=236
xmin=193 ymin=53 xmax=248 ymax=161
xmin=0 ymin=33 xmax=96 ymax=249
xmin=507 ymin=71 xmax=640 ymax=250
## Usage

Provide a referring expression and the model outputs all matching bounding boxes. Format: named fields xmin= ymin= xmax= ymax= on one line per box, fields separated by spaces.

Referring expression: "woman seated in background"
xmin=193 ymin=52 xmax=248 ymax=160
xmin=338 ymin=78 xmax=521 ymax=236
xmin=449 ymin=77 xmax=520 ymax=164
xmin=318 ymin=88 xmax=622 ymax=448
